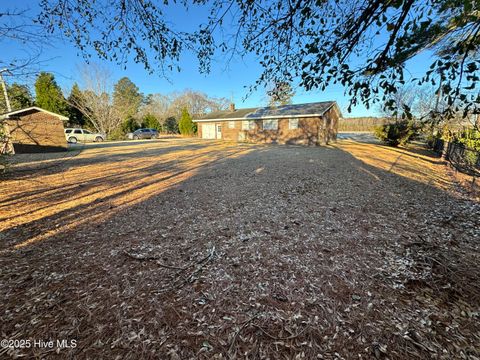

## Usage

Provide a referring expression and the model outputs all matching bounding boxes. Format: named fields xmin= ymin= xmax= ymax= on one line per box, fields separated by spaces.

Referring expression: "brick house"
xmin=193 ymin=101 xmax=341 ymax=145
xmin=0 ymin=107 xmax=68 ymax=153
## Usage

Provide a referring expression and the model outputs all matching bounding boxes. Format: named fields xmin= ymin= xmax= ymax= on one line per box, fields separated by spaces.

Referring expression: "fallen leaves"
xmin=0 ymin=139 xmax=479 ymax=359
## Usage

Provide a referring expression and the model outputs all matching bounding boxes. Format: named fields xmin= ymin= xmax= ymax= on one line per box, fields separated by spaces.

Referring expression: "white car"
xmin=65 ymin=128 xmax=105 ymax=143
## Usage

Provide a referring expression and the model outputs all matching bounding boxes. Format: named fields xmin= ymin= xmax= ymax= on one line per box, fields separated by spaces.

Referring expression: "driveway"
xmin=0 ymin=138 xmax=478 ymax=359
xmin=337 ymin=131 xmax=378 ymax=143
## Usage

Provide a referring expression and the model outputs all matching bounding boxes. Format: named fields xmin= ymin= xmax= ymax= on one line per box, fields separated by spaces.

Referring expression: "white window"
xmin=242 ymin=120 xmax=255 ymax=130
xmin=289 ymin=118 xmax=299 ymax=130
xmin=228 ymin=121 xmax=235 ymax=129
xmin=263 ymin=119 xmax=278 ymax=130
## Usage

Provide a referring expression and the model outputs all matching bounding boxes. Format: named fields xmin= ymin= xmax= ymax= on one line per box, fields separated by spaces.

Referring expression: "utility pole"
xmin=0 ymin=68 xmax=12 ymax=112
xmin=0 ymin=68 xmax=14 ymax=155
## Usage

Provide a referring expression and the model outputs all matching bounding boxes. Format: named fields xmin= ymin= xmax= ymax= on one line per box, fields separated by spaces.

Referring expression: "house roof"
xmin=193 ymin=101 xmax=340 ymax=122
xmin=0 ymin=106 xmax=69 ymax=121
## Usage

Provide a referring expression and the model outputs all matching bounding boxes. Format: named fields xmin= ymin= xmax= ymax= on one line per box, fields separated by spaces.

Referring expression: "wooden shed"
xmin=0 ymin=107 xmax=68 ymax=153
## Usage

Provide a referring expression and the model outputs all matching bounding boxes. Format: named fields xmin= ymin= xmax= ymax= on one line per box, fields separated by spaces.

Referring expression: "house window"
xmin=228 ymin=121 xmax=235 ymax=129
xmin=242 ymin=120 xmax=255 ymax=130
xmin=289 ymin=118 xmax=299 ymax=129
xmin=263 ymin=119 xmax=278 ymax=130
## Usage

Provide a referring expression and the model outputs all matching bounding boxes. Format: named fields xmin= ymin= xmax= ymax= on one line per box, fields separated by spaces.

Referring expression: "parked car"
xmin=127 ymin=128 xmax=159 ymax=140
xmin=65 ymin=128 xmax=106 ymax=143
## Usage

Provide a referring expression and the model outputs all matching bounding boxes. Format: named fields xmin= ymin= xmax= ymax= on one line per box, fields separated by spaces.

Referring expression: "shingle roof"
xmin=193 ymin=101 xmax=338 ymax=122
xmin=0 ymin=106 xmax=69 ymax=121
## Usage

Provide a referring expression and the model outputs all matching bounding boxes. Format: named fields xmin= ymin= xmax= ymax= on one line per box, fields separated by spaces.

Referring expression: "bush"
xmin=108 ymin=128 xmax=125 ymax=141
xmin=454 ymin=129 xmax=480 ymax=168
xmin=164 ymin=116 xmax=179 ymax=134
xmin=121 ymin=116 xmax=140 ymax=134
xmin=456 ymin=129 xmax=480 ymax=151
xmin=374 ymin=120 xmax=419 ymax=147
xmin=142 ymin=114 xmax=162 ymax=131
xmin=464 ymin=150 xmax=479 ymax=167
xmin=106 ymin=117 xmax=140 ymax=140
xmin=425 ymin=133 xmax=437 ymax=148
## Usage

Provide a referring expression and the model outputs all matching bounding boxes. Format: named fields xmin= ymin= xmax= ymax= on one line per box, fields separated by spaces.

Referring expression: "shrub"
xmin=108 ymin=128 xmax=125 ymax=141
xmin=454 ymin=129 xmax=480 ymax=168
xmin=374 ymin=120 xmax=419 ymax=147
xmin=107 ymin=117 xmax=140 ymax=140
xmin=142 ymin=114 xmax=162 ymax=131
xmin=121 ymin=116 xmax=140 ymax=134
xmin=164 ymin=116 xmax=179 ymax=134
xmin=464 ymin=150 xmax=479 ymax=167
xmin=425 ymin=133 xmax=437 ymax=148
xmin=456 ymin=129 xmax=480 ymax=151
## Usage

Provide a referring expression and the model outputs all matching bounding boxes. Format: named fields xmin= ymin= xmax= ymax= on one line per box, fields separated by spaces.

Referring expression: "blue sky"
xmin=3 ymin=1 xmax=433 ymax=117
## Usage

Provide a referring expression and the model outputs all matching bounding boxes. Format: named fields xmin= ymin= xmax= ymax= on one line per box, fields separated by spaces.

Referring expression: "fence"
xmin=432 ymin=139 xmax=480 ymax=178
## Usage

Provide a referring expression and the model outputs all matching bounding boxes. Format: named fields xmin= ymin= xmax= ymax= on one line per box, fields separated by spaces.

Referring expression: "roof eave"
xmin=193 ymin=113 xmax=330 ymax=122
xmin=0 ymin=106 xmax=69 ymax=121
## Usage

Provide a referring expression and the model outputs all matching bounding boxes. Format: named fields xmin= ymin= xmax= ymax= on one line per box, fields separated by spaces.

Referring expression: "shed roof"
xmin=0 ymin=106 xmax=69 ymax=121
xmin=193 ymin=101 xmax=339 ymax=122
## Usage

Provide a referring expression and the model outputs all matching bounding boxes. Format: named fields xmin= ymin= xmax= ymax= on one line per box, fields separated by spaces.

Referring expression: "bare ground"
xmin=0 ymin=138 xmax=479 ymax=359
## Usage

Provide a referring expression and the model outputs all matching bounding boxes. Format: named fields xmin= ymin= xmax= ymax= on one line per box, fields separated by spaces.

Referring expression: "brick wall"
xmin=196 ymin=112 xmax=339 ymax=145
xmin=4 ymin=110 xmax=67 ymax=153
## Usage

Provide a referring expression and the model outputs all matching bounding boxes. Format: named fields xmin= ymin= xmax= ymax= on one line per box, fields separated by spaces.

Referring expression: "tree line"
xmin=27 ymin=0 xmax=478 ymax=120
xmin=0 ymin=65 xmax=229 ymax=139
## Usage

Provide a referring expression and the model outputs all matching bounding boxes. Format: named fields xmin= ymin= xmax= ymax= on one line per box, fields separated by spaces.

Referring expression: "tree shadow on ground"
xmin=0 ymin=140 xmax=478 ymax=359
xmin=0 ymin=141 xmax=263 ymax=251
xmin=6 ymin=141 xmax=215 ymax=180
xmin=377 ymin=143 xmax=447 ymax=165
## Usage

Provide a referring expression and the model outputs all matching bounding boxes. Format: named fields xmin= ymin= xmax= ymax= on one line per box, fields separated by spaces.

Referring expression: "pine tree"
xmin=113 ymin=77 xmax=143 ymax=122
xmin=0 ymin=83 xmax=33 ymax=113
xmin=178 ymin=108 xmax=195 ymax=135
xmin=34 ymin=72 xmax=67 ymax=114
xmin=67 ymin=83 xmax=86 ymax=126
xmin=142 ymin=114 xmax=161 ymax=131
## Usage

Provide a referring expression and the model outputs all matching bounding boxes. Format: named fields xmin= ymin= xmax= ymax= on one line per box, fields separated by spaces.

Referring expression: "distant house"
xmin=0 ymin=107 xmax=68 ymax=153
xmin=193 ymin=101 xmax=341 ymax=145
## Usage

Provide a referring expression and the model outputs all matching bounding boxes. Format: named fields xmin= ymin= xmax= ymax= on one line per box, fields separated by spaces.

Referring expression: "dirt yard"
xmin=1 ymin=138 xmax=479 ymax=359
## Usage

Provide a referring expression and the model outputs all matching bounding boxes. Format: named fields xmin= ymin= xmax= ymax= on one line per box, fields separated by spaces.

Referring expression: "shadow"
xmin=334 ymin=140 xmax=455 ymax=189
xmin=67 ymin=137 xmax=183 ymax=150
xmin=0 ymin=140 xmax=262 ymax=250
xmin=0 ymin=139 xmax=478 ymax=359
xmin=0 ymin=147 xmax=256 ymax=222
xmin=11 ymin=144 xmax=68 ymax=153
xmin=4 ymin=111 xmax=68 ymax=153
xmin=6 ymin=141 xmax=216 ymax=181
xmin=377 ymin=143 xmax=448 ymax=166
